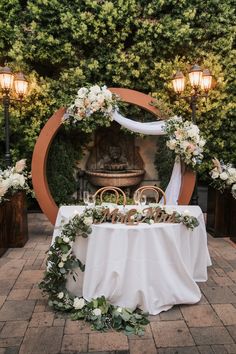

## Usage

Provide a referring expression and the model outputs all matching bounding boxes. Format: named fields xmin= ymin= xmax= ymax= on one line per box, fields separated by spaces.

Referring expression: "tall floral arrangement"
xmin=164 ymin=117 xmax=205 ymax=169
xmin=0 ymin=159 xmax=31 ymax=203
xmin=63 ymin=85 xmax=119 ymax=133
xmin=210 ymin=158 xmax=236 ymax=199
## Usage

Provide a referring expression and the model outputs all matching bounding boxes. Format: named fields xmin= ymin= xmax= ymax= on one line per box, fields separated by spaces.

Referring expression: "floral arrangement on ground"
xmin=0 ymin=159 xmax=32 ymax=204
xmin=210 ymin=158 xmax=236 ymax=199
xmin=39 ymin=205 xmax=199 ymax=335
xmin=164 ymin=116 xmax=206 ymax=169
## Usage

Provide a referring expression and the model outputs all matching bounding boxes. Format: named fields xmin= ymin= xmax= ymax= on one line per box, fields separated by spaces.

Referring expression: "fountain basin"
xmin=85 ymin=169 xmax=145 ymax=187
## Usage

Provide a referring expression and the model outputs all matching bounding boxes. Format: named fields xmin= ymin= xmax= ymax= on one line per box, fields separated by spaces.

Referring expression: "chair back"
xmin=134 ymin=186 xmax=166 ymax=205
xmin=93 ymin=186 xmax=127 ymax=206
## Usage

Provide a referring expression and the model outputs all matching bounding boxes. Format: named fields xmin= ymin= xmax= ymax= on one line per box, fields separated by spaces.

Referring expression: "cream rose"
xmin=219 ymin=172 xmax=228 ymax=181
xmin=73 ymin=297 xmax=85 ymax=310
xmin=92 ymin=308 xmax=102 ymax=316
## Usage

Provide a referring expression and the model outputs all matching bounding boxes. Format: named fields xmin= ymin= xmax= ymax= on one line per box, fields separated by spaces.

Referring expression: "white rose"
xmin=61 ymin=254 xmax=67 ymax=262
xmin=58 ymin=292 xmax=64 ymax=299
xmin=58 ymin=262 xmax=64 ymax=268
xmin=116 ymin=307 xmax=123 ymax=313
xmin=83 ymin=216 xmax=93 ymax=226
xmin=103 ymin=89 xmax=112 ymax=100
xmin=63 ymin=236 xmax=70 ymax=243
xmin=211 ymin=170 xmax=219 ymax=179
xmin=15 ymin=159 xmax=26 ymax=173
xmin=0 ymin=178 xmax=10 ymax=197
xmin=199 ymin=139 xmax=206 ymax=147
xmin=88 ymin=92 xmax=98 ymax=102
xmin=228 ymin=168 xmax=236 ymax=177
xmin=164 ymin=207 xmax=173 ymax=215
xmin=166 ymin=139 xmax=177 ymax=150
xmin=183 ymin=209 xmax=191 ymax=216
xmin=9 ymin=173 xmax=25 ymax=188
xmin=77 ymin=87 xmax=88 ymax=98
xmin=90 ymin=85 xmax=101 ymax=95
xmin=219 ymin=172 xmax=228 ymax=181
xmin=73 ymin=297 xmax=85 ymax=310
xmin=226 ymin=177 xmax=234 ymax=186
xmin=92 ymin=308 xmax=102 ymax=316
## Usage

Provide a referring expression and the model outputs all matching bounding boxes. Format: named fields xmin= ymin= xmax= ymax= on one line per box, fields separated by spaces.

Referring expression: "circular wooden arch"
xmin=32 ymin=88 xmax=195 ymax=225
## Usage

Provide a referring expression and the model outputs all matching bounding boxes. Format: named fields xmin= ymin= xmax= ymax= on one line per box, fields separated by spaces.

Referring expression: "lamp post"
xmin=172 ymin=64 xmax=213 ymax=205
xmin=0 ymin=66 xmax=28 ymax=167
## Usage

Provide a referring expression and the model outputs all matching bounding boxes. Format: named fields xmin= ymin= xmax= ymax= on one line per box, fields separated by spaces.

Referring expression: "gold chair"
xmin=134 ymin=186 xmax=166 ymax=205
xmin=93 ymin=186 xmax=127 ymax=206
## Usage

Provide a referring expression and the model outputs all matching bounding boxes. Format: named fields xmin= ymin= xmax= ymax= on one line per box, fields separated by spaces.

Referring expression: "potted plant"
xmin=207 ymin=158 xmax=236 ymax=242
xmin=0 ymin=159 xmax=31 ymax=252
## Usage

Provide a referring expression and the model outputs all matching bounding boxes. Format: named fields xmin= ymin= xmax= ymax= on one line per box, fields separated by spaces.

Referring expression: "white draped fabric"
xmin=53 ymin=205 xmax=211 ymax=315
xmin=112 ymin=110 xmax=166 ymax=135
xmin=111 ymin=110 xmax=181 ymax=204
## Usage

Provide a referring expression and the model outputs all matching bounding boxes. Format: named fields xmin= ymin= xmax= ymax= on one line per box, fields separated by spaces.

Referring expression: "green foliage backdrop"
xmin=0 ymin=0 xmax=235 ymax=185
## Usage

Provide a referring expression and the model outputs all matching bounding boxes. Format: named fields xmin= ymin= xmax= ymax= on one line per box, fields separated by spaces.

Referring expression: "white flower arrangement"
xmin=0 ymin=159 xmax=31 ymax=203
xmin=63 ymin=85 xmax=119 ymax=126
xmin=210 ymin=158 xmax=236 ymax=199
xmin=164 ymin=116 xmax=205 ymax=168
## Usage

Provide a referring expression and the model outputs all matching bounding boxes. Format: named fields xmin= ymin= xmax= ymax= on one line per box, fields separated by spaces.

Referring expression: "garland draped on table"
xmin=39 ymin=205 xmax=199 ymax=335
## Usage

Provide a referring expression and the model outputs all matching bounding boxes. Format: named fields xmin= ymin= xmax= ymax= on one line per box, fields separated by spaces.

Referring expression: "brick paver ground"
xmin=0 ymin=213 xmax=236 ymax=354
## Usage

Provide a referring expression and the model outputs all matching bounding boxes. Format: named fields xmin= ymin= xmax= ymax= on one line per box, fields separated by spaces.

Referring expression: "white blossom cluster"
xmin=210 ymin=158 xmax=236 ymax=199
xmin=64 ymin=85 xmax=118 ymax=122
xmin=0 ymin=159 xmax=30 ymax=203
xmin=164 ymin=116 xmax=205 ymax=168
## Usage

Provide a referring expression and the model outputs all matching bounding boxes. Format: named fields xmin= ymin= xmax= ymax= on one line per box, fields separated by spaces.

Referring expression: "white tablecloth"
xmin=52 ymin=205 xmax=211 ymax=315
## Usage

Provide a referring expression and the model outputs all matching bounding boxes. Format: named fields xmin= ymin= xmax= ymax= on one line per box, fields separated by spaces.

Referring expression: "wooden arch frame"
xmin=31 ymin=88 xmax=195 ymax=225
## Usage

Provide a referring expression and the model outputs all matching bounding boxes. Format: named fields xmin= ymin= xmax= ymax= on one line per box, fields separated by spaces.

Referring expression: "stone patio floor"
xmin=0 ymin=213 xmax=236 ymax=354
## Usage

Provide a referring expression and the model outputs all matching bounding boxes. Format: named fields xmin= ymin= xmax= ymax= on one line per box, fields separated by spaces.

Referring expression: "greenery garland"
xmin=39 ymin=205 xmax=199 ymax=335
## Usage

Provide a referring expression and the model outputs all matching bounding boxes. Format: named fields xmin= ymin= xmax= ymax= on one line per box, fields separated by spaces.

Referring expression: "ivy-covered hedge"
xmin=0 ymin=0 xmax=235 ymax=187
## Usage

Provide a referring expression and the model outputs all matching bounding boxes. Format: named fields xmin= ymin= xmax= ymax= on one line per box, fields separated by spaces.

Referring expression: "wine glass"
xmin=83 ymin=191 xmax=89 ymax=205
xmin=133 ymin=191 xmax=140 ymax=205
xmin=88 ymin=194 xmax=95 ymax=208
xmin=140 ymin=194 xmax=147 ymax=207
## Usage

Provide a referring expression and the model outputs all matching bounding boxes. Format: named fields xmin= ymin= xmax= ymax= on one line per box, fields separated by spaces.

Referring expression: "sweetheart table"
xmin=52 ymin=205 xmax=211 ymax=315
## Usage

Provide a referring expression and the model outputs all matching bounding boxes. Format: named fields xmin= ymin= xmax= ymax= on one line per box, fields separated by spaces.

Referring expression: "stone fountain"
xmin=85 ymin=125 xmax=145 ymax=187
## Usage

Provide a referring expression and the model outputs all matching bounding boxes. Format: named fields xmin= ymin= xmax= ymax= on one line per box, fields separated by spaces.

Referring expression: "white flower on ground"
xmin=58 ymin=292 xmax=64 ymax=299
xmin=73 ymin=297 xmax=85 ymax=310
xmin=58 ymin=262 xmax=64 ymax=268
xmin=92 ymin=308 xmax=102 ymax=316
xmin=14 ymin=159 xmax=26 ymax=173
